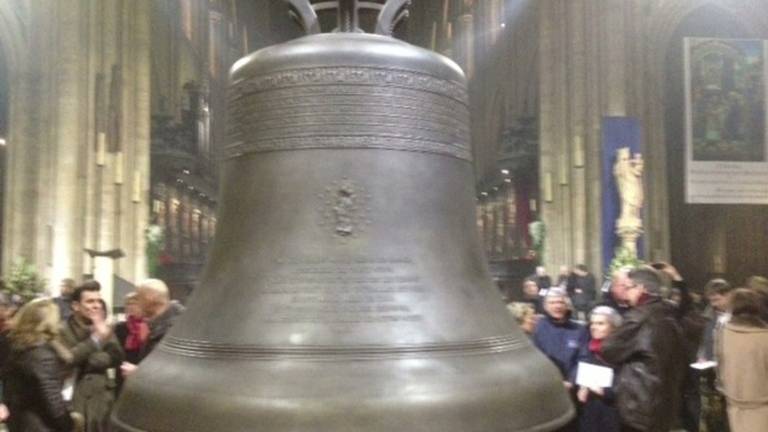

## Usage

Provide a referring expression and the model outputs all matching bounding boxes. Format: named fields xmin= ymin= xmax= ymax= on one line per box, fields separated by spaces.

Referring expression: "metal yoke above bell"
xmin=112 ymin=1 xmax=574 ymax=431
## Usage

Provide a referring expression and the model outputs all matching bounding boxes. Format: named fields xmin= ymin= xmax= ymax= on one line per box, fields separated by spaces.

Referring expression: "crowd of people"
xmin=0 ymin=263 xmax=766 ymax=432
xmin=0 ymin=278 xmax=183 ymax=432
xmin=508 ymin=264 xmax=768 ymax=432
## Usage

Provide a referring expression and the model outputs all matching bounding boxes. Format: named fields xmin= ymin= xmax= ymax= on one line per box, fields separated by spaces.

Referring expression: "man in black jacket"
xmin=602 ymin=267 xmax=687 ymax=432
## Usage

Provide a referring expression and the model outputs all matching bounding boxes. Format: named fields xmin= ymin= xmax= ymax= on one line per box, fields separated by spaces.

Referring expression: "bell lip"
xmin=229 ymin=32 xmax=466 ymax=86
xmin=110 ymin=404 xmax=575 ymax=432
xmin=110 ymin=346 xmax=576 ymax=432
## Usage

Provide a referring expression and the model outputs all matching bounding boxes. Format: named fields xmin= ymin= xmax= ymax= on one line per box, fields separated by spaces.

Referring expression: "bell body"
xmin=112 ymin=33 xmax=573 ymax=432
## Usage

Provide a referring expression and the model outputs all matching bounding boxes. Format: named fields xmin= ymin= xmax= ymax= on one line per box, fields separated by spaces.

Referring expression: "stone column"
xmin=132 ymin=0 xmax=152 ymax=283
xmin=456 ymin=13 xmax=475 ymax=79
xmin=538 ymin=0 xmax=555 ymax=269
xmin=2 ymin=1 xmax=60 ymax=280
xmin=50 ymin=0 xmax=89 ymax=285
xmin=566 ymin=0 xmax=588 ymax=266
xmin=600 ymin=0 xmax=626 ymax=117
xmin=3 ymin=66 xmax=39 ymax=271
xmin=1 ymin=0 xmax=151 ymax=299
xmin=538 ymin=0 xmax=571 ymax=271
xmin=83 ymin=0 xmax=102 ymax=279
xmin=93 ymin=0 xmax=122 ymax=308
xmin=487 ymin=0 xmax=502 ymax=46
xmin=584 ymin=0 xmax=605 ymax=273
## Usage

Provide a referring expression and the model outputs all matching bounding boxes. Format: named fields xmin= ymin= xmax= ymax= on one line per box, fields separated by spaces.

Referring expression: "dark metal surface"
xmin=112 ymin=5 xmax=573 ymax=431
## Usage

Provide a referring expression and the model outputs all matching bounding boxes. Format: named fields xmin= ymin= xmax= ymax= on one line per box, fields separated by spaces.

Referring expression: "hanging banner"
xmin=684 ymin=37 xmax=768 ymax=204
xmin=601 ymin=117 xmax=643 ymax=270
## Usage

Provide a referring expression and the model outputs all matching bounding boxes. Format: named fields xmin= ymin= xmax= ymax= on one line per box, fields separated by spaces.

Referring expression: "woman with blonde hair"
xmin=3 ymin=298 xmax=81 ymax=432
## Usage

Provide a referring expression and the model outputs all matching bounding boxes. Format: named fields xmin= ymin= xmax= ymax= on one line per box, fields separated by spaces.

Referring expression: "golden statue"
xmin=614 ymin=148 xmax=644 ymax=222
xmin=613 ymin=147 xmax=644 ymax=257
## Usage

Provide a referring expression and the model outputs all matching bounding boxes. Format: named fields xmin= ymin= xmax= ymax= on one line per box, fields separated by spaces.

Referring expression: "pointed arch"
xmin=649 ymin=1 xmax=767 ymax=57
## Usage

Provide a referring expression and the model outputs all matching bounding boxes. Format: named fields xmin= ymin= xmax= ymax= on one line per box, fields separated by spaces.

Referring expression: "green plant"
xmin=607 ymin=246 xmax=644 ymax=278
xmin=5 ymin=258 xmax=47 ymax=303
xmin=145 ymin=224 xmax=165 ymax=277
xmin=528 ymin=220 xmax=546 ymax=264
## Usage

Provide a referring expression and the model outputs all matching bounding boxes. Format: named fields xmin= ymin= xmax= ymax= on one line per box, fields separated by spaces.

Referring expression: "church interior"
xmin=1 ymin=0 xmax=766 ymax=303
xmin=0 ymin=1 xmax=767 ymax=431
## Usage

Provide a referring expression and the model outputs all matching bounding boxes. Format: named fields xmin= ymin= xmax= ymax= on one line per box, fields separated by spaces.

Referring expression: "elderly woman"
xmin=718 ymin=288 xmax=768 ymax=432
xmin=3 ymin=298 xmax=81 ymax=432
xmin=578 ymin=306 xmax=622 ymax=432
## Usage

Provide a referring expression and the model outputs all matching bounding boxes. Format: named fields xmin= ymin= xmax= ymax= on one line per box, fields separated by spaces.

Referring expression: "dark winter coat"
xmin=114 ymin=319 xmax=147 ymax=393
xmin=531 ymin=275 xmax=552 ymax=289
xmin=3 ymin=342 xmax=74 ymax=432
xmin=602 ymin=297 xmax=687 ymax=432
xmin=114 ymin=321 xmax=143 ymax=366
xmin=570 ymin=274 xmax=597 ymax=312
xmin=578 ymin=348 xmax=621 ymax=432
xmin=0 ymin=330 xmax=10 ymax=385
xmin=137 ymin=301 xmax=185 ymax=363
xmin=532 ymin=314 xmax=589 ymax=382
xmin=59 ymin=317 xmax=123 ymax=432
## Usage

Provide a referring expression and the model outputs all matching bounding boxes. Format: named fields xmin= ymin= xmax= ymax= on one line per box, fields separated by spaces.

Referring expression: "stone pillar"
xmin=50 ymin=0 xmax=88 ymax=285
xmin=487 ymin=0 xmax=502 ymax=46
xmin=566 ymin=0 xmax=588 ymax=266
xmin=456 ymin=13 xmax=475 ymax=79
xmin=1 ymin=0 xmax=151 ymax=300
xmin=132 ymin=0 xmax=152 ymax=283
xmin=93 ymin=0 xmax=122 ymax=308
xmin=538 ymin=0 xmax=627 ymax=275
xmin=83 ymin=0 xmax=102 ymax=279
xmin=3 ymin=67 xmax=39 ymax=271
xmin=1 ymin=1 xmax=53 ymax=280
xmin=584 ymin=0 xmax=605 ymax=273
xmin=600 ymin=0 xmax=627 ymax=116
xmin=538 ymin=0 xmax=571 ymax=271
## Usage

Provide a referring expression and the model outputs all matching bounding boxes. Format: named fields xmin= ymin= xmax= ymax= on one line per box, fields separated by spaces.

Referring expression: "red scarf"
xmin=125 ymin=315 xmax=149 ymax=352
xmin=589 ymin=338 xmax=604 ymax=361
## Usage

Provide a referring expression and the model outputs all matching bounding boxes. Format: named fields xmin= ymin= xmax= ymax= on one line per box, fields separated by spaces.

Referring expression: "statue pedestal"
xmin=616 ymin=217 xmax=643 ymax=258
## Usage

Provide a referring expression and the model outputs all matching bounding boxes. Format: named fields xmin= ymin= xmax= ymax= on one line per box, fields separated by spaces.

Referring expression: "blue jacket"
xmin=532 ymin=314 xmax=589 ymax=382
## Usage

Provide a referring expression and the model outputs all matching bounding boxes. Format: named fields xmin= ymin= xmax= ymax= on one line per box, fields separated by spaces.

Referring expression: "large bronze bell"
xmin=112 ymin=1 xmax=573 ymax=431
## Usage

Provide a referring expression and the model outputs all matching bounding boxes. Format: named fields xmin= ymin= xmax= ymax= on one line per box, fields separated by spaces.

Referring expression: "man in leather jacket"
xmin=602 ymin=267 xmax=687 ymax=432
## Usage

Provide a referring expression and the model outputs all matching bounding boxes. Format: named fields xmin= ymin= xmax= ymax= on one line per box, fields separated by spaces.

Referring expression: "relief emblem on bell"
xmin=316 ymin=178 xmax=372 ymax=240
